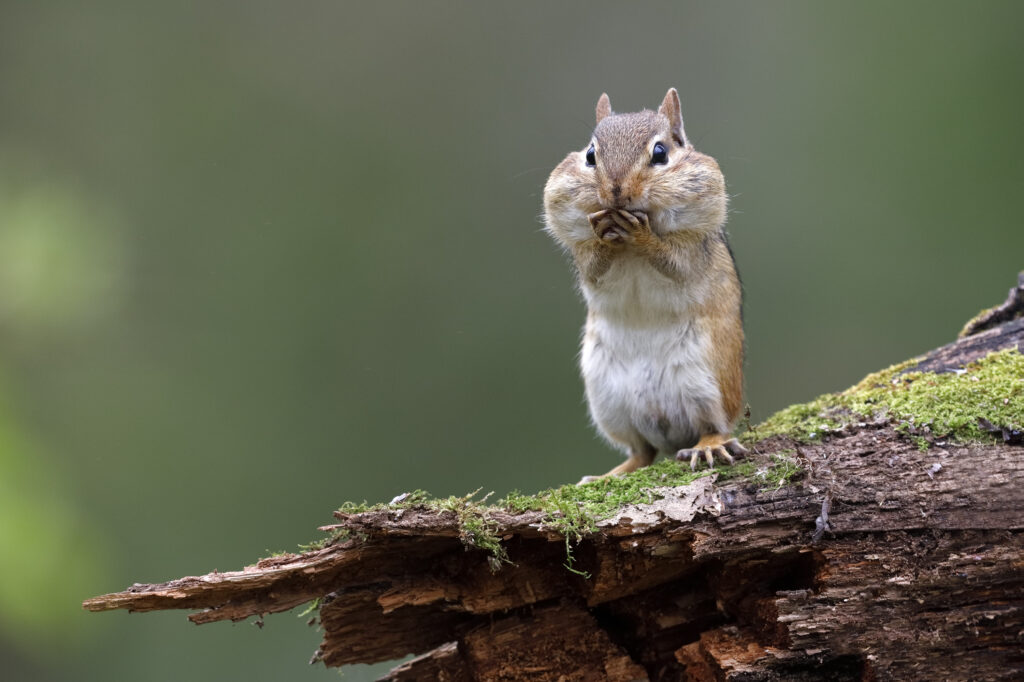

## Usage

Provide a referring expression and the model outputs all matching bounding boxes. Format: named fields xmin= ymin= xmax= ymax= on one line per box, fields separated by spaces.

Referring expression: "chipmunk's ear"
xmin=658 ymin=88 xmax=690 ymax=147
xmin=595 ymin=93 xmax=612 ymax=124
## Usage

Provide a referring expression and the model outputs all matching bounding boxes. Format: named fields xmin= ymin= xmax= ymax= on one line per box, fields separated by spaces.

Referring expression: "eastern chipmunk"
xmin=543 ymin=88 xmax=747 ymax=480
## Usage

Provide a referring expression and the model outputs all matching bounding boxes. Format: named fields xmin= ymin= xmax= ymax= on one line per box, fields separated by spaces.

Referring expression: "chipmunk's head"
xmin=544 ymin=88 xmax=727 ymax=245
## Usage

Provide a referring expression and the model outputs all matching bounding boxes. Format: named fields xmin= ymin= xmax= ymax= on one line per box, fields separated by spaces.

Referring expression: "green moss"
xmin=756 ymin=451 xmax=803 ymax=490
xmin=500 ymin=457 xmax=800 ymax=573
xmin=501 ymin=453 xmax=802 ymax=545
xmin=324 ymin=489 xmax=510 ymax=568
xmin=297 ymin=528 xmax=354 ymax=552
xmin=305 ymin=453 xmax=802 ymax=574
xmin=502 ymin=459 xmax=716 ymax=542
xmin=430 ymin=490 xmax=510 ymax=568
xmin=745 ymin=394 xmax=846 ymax=443
xmin=749 ymin=348 xmax=1024 ymax=446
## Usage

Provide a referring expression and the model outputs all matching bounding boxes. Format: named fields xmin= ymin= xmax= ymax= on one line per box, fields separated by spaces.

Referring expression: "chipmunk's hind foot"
xmin=676 ymin=434 xmax=748 ymax=471
xmin=578 ymin=444 xmax=656 ymax=484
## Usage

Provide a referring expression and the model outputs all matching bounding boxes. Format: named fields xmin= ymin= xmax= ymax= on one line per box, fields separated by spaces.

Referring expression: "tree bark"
xmin=84 ymin=274 xmax=1024 ymax=681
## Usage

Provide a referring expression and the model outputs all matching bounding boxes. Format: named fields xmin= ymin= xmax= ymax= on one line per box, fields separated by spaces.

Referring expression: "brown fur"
xmin=698 ymin=237 xmax=745 ymax=425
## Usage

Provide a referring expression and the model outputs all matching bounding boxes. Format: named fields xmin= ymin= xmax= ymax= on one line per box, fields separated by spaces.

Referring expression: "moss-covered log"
xmin=84 ymin=273 xmax=1024 ymax=681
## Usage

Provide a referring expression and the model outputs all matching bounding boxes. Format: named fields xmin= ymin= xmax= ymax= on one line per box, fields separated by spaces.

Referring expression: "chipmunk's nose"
xmin=599 ymin=176 xmax=636 ymax=209
xmin=607 ymin=184 xmax=638 ymax=210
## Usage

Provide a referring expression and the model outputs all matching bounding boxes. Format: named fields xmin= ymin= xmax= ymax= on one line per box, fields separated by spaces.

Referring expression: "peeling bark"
xmin=84 ymin=275 xmax=1024 ymax=681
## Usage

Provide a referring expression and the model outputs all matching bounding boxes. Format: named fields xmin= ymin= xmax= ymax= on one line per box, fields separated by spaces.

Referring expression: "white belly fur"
xmin=580 ymin=256 xmax=725 ymax=455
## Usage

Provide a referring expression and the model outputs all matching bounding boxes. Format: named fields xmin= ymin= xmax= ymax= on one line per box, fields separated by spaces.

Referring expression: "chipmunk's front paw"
xmin=588 ymin=209 xmax=627 ymax=243
xmin=610 ymin=209 xmax=651 ymax=239
xmin=588 ymin=209 xmax=651 ymax=244
xmin=676 ymin=435 xmax=749 ymax=471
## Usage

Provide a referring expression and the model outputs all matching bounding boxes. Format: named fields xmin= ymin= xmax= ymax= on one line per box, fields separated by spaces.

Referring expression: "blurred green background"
xmin=1 ymin=2 xmax=1021 ymax=680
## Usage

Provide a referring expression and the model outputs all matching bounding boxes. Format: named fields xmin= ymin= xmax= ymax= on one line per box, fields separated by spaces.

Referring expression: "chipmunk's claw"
xmin=607 ymin=209 xmax=652 ymax=241
xmin=721 ymin=437 xmax=749 ymax=457
xmin=614 ymin=209 xmax=649 ymax=232
xmin=588 ymin=209 xmax=628 ymax=242
xmin=604 ymin=227 xmax=629 ymax=242
xmin=676 ymin=437 xmax=748 ymax=470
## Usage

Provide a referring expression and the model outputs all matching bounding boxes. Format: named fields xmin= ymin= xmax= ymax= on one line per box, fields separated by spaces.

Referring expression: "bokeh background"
xmin=2 ymin=2 xmax=1022 ymax=680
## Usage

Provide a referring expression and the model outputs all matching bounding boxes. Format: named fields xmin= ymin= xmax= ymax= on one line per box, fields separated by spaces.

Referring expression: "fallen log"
xmin=84 ymin=273 xmax=1024 ymax=681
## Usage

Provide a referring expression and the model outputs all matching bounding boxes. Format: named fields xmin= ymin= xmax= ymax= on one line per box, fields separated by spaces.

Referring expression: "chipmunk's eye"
xmin=651 ymin=142 xmax=668 ymax=165
xmin=585 ymin=144 xmax=596 ymax=167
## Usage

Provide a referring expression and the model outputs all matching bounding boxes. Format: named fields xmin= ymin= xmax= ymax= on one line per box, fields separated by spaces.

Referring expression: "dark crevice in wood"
xmin=593 ymin=575 xmax=726 ymax=679
xmin=588 ymin=548 xmax=825 ymax=679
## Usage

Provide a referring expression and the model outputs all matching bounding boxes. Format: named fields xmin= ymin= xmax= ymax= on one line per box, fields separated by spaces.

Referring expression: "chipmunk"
xmin=543 ymin=88 xmax=747 ymax=481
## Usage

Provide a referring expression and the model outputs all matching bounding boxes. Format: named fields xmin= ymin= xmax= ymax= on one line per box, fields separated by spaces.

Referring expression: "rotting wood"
xmin=84 ymin=273 xmax=1024 ymax=681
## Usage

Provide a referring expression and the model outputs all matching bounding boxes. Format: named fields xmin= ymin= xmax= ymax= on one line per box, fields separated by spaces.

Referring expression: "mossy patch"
xmin=311 ymin=454 xmax=801 ymax=575
xmin=502 ymin=459 xmax=718 ymax=543
xmin=753 ymin=451 xmax=803 ymax=490
xmin=748 ymin=348 xmax=1024 ymax=446
xmin=328 ymin=489 xmax=511 ymax=569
